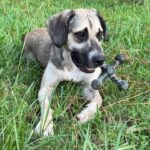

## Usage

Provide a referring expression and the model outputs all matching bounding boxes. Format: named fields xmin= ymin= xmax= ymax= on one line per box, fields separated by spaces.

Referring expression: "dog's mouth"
xmin=71 ymin=51 xmax=95 ymax=73
xmin=79 ymin=67 xmax=95 ymax=73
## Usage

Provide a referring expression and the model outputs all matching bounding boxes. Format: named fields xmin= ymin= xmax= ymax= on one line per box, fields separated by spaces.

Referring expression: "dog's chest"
xmin=60 ymin=67 xmax=101 ymax=84
xmin=62 ymin=67 xmax=84 ymax=82
xmin=49 ymin=62 xmax=101 ymax=84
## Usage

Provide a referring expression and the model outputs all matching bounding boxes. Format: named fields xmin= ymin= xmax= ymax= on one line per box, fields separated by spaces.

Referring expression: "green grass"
xmin=0 ymin=0 xmax=150 ymax=149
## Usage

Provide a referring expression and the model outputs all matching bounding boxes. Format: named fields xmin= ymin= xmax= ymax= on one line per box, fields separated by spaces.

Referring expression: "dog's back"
xmin=23 ymin=28 xmax=51 ymax=67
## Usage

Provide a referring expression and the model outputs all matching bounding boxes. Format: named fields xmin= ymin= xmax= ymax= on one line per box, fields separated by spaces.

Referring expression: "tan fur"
xmin=23 ymin=9 xmax=107 ymax=136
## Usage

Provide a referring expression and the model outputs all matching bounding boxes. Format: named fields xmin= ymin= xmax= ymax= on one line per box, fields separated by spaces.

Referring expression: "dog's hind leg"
xmin=22 ymin=33 xmax=37 ymax=68
xmin=35 ymin=63 xmax=59 ymax=136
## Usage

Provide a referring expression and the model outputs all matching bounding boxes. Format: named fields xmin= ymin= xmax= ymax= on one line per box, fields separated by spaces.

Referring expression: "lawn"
xmin=0 ymin=0 xmax=150 ymax=149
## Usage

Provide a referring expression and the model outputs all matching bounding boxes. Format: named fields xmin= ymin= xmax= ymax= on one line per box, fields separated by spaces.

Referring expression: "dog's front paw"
xmin=77 ymin=102 xmax=98 ymax=123
xmin=76 ymin=108 xmax=95 ymax=123
xmin=35 ymin=121 xmax=54 ymax=136
xmin=43 ymin=123 xmax=54 ymax=136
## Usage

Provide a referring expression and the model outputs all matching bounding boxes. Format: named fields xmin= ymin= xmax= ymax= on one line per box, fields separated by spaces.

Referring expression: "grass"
xmin=0 ymin=0 xmax=150 ymax=149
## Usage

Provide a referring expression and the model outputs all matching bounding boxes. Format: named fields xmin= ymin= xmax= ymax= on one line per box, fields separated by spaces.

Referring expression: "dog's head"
xmin=47 ymin=9 xmax=109 ymax=73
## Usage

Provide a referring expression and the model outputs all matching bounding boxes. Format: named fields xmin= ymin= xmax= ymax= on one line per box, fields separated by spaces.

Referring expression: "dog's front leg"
xmin=77 ymin=86 xmax=102 ymax=123
xmin=35 ymin=63 xmax=59 ymax=136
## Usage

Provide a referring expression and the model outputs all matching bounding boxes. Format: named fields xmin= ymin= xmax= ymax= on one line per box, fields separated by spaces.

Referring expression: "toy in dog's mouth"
xmin=71 ymin=51 xmax=95 ymax=73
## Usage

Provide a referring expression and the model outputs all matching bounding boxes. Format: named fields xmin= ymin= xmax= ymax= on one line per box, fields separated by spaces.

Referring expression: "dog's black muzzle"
xmin=71 ymin=50 xmax=105 ymax=73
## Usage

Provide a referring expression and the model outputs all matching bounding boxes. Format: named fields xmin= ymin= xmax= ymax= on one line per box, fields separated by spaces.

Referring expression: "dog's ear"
xmin=46 ymin=9 xmax=75 ymax=47
xmin=97 ymin=13 xmax=109 ymax=41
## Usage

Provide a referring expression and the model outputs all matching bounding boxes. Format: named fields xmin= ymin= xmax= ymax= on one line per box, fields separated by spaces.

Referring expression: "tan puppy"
xmin=23 ymin=8 xmax=109 ymax=136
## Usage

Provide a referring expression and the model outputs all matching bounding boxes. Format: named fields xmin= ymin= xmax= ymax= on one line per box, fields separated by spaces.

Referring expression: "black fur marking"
xmin=97 ymin=13 xmax=109 ymax=41
xmin=47 ymin=10 xmax=75 ymax=47
xmin=74 ymin=28 xmax=89 ymax=43
xmin=50 ymin=45 xmax=64 ymax=69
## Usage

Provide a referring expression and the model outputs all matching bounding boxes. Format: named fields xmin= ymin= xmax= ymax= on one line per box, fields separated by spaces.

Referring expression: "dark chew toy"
xmin=91 ymin=54 xmax=128 ymax=90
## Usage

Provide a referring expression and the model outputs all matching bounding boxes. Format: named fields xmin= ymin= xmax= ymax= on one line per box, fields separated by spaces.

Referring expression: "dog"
xmin=23 ymin=8 xmax=109 ymax=136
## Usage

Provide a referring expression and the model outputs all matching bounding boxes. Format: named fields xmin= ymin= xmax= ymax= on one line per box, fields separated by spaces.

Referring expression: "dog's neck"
xmin=49 ymin=44 xmax=75 ymax=71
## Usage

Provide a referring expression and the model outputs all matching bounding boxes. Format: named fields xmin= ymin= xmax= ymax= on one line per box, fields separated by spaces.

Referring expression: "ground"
xmin=0 ymin=0 xmax=150 ymax=149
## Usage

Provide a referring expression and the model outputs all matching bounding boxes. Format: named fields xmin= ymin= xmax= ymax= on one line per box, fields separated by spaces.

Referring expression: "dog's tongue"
xmin=80 ymin=67 xmax=95 ymax=73
xmin=85 ymin=67 xmax=94 ymax=71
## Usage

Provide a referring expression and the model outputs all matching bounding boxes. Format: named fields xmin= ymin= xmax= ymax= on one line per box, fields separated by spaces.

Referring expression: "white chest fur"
xmin=47 ymin=62 xmax=101 ymax=85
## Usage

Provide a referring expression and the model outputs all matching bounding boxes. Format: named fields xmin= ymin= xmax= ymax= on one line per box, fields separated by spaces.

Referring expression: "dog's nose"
xmin=92 ymin=55 xmax=105 ymax=66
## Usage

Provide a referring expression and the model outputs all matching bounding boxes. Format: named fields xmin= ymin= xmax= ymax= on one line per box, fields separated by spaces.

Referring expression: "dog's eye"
xmin=96 ymin=30 xmax=103 ymax=40
xmin=74 ymin=28 xmax=88 ymax=42
xmin=75 ymin=32 xmax=85 ymax=37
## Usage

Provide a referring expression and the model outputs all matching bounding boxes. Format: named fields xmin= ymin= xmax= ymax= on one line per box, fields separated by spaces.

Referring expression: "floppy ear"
xmin=46 ymin=9 xmax=75 ymax=47
xmin=97 ymin=13 xmax=109 ymax=41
